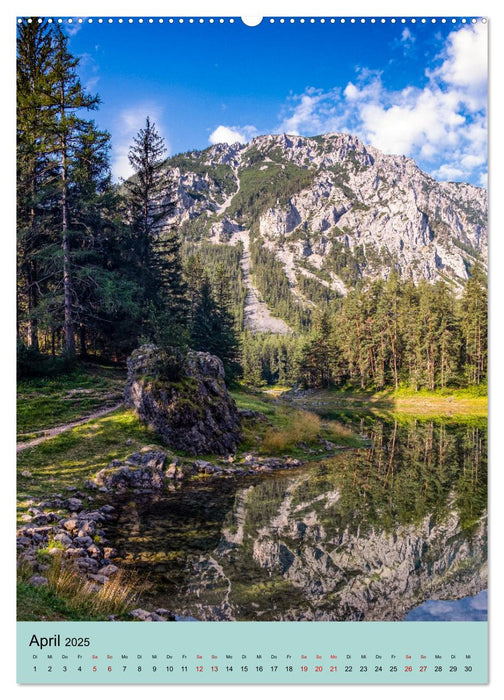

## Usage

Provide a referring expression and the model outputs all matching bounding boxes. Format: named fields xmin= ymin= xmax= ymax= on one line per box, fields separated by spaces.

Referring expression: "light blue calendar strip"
xmin=17 ymin=621 xmax=488 ymax=684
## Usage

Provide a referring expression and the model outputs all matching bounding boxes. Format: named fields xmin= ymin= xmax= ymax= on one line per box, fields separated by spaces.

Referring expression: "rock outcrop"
xmin=164 ymin=133 xmax=487 ymax=306
xmin=17 ymin=498 xmax=119 ymax=589
xmin=94 ymin=450 xmax=169 ymax=492
xmin=125 ymin=344 xmax=241 ymax=456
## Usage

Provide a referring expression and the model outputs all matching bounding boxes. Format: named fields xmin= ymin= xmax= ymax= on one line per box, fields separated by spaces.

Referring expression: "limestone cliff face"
xmin=165 ymin=133 xmax=487 ymax=297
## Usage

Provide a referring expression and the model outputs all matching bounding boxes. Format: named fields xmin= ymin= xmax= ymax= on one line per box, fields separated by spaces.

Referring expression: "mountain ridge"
xmin=164 ymin=132 xmax=487 ymax=330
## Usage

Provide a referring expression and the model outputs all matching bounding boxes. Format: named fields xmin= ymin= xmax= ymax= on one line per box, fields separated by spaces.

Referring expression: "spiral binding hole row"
xmin=19 ymin=17 xmax=487 ymax=26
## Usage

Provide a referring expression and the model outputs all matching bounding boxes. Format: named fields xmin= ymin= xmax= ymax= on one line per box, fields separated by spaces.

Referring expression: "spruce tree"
xmin=188 ymin=266 xmax=242 ymax=383
xmin=213 ymin=264 xmax=242 ymax=381
xmin=67 ymin=121 xmax=121 ymax=356
xmin=190 ymin=275 xmax=219 ymax=351
xmin=296 ymin=309 xmax=335 ymax=388
xmin=125 ymin=117 xmax=188 ymax=344
xmin=17 ymin=19 xmax=146 ymax=363
xmin=49 ymin=26 xmax=101 ymax=357
xmin=460 ymin=263 xmax=488 ymax=385
xmin=16 ymin=18 xmax=58 ymax=351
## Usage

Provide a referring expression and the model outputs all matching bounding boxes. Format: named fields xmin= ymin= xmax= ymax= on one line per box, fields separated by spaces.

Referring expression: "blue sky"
xmin=405 ymin=590 xmax=487 ymax=621
xmin=60 ymin=17 xmax=487 ymax=186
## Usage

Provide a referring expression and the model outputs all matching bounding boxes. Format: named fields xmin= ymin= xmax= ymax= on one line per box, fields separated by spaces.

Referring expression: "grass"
xmin=325 ymin=421 xmax=361 ymax=443
xmin=17 ymin=389 xmax=362 ymax=522
xmin=16 ymin=385 xmax=363 ymax=526
xmin=260 ymin=412 xmax=361 ymax=455
xmin=260 ymin=411 xmax=322 ymax=454
xmin=289 ymin=385 xmax=487 ymax=417
xmin=38 ymin=539 xmax=66 ymax=556
xmin=17 ymin=408 xmax=166 ymax=523
xmin=17 ymin=404 xmax=160 ymax=620
xmin=380 ymin=386 xmax=487 ymax=417
xmin=17 ymin=362 xmax=126 ymax=435
xmin=390 ymin=384 xmax=487 ymax=399
xmin=231 ymin=389 xmax=362 ymax=456
xmin=17 ymin=555 xmax=144 ymax=621
xmin=16 ymin=377 xmax=362 ymax=622
xmin=17 ymin=392 xmax=358 ymax=517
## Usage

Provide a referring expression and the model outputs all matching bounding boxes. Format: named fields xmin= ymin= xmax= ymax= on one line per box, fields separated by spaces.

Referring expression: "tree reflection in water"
xmin=109 ymin=415 xmax=487 ymax=621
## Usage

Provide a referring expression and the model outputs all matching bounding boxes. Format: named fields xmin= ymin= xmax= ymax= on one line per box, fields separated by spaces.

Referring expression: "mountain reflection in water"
xmin=108 ymin=415 xmax=487 ymax=621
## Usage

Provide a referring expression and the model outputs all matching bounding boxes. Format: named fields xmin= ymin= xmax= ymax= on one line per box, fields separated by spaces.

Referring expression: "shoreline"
xmin=16 ymin=388 xmax=486 ymax=622
xmin=282 ymin=388 xmax=487 ymax=417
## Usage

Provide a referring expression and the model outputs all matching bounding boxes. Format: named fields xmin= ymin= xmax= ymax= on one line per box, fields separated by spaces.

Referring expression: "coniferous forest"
xmin=17 ymin=19 xmax=487 ymax=393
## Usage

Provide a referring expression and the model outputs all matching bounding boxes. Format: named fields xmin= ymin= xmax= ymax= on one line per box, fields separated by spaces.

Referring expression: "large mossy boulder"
xmin=124 ymin=344 xmax=241 ymax=456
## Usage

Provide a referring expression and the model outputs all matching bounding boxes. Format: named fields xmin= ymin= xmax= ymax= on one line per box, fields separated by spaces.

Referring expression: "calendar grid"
xmin=17 ymin=621 xmax=488 ymax=684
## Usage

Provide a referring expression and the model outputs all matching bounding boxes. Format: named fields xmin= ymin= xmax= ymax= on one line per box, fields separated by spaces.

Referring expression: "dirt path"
xmin=16 ymin=402 xmax=124 ymax=453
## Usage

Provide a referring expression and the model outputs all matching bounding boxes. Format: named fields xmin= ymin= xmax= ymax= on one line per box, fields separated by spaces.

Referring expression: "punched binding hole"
xmin=241 ymin=17 xmax=263 ymax=26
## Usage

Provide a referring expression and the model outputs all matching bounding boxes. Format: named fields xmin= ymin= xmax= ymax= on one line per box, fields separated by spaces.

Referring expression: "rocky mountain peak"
xmin=166 ymin=131 xmax=487 ymax=323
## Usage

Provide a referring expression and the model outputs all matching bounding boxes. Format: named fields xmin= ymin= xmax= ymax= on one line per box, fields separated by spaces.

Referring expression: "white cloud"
xmin=461 ymin=153 xmax=485 ymax=170
xmin=420 ymin=143 xmax=436 ymax=159
xmin=359 ymin=87 xmax=466 ymax=157
xmin=343 ymin=83 xmax=359 ymax=101
xmin=401 ymin=28 xmax=415 ymax=44
xmin=275 ymin=24 xmax=487 ymax=187
xmin=278 ymin=87 xmax=348 ymax=137
xmin=111 ymin=104 xmax=169 ymax=181
xmin=76 ymin=52 xmax=100 ymax=94
xmin=209 ymin=124 xmax=257 ymax=145
xmin=280 ymin=90 xmax=327 ymax=135
xmin=432 ymin=23 xmax=487 ymax=96
xmin=433 ymin=164 xmax=465 ymax=181
xmin=398 ymin=27 xmax=416 ymax=53
xmin=64 ymin=18 xmax=87 ymax=37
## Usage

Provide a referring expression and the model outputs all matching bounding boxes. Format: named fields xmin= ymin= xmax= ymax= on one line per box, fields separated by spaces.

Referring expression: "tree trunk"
xmin=27 ymin=183 xmax=39 ymax=351
xmin=61 ymin=123 xmax=75 ymax=358
xmin=79 ymin=324 xmax=87 ymax=358
xmin=27 ymin=273 xmax=39 ymax=351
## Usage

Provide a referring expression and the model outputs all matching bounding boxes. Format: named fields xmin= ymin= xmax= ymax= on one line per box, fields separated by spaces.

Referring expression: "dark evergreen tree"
xmin=49 ymin=26 xmax=101 ymax=357
xmin=16 ymin=18 xmax=488 ymax=390
xmin=182 ymin=241 xmax=246 ymax=330
xmin=124 ymin=117 xmax=188 ymax=345
xmin=460 ymin=263 xmax=488 ymax=385
xmin=241 ymin=331 xmax=265 ymax=386
xmin=16 ymin=18 xmax=59 ymax=352
xmin=17 ymin=19 xmax=144 ymax=364
xmin=65 ymin=125 xmax=151 ymax=359
xmin=212 ymin=264 xmax=242 ymax=381
xmin=188 ymin=265 xmax=242 ymax=383
xmin=297 ymin=310 xmax=335 ymax=388
xmin=190 ymin=276 xmax=219 ymax=350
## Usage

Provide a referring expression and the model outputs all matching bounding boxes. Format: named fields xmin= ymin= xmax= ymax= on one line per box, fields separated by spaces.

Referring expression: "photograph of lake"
xmin=16 ymin=15 xmax=487 ymax=628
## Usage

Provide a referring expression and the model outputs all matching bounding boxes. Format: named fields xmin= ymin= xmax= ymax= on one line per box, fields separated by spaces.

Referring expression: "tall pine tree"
xmin=16 ymin=18 xmax=58 ymax=351
xmin=460 ymin=263 xmax=488 ymax=385
xmin=49 ymin=26 xmax=101 ymax=357
xmin=124 ymin=117 xmax=188 ymax=345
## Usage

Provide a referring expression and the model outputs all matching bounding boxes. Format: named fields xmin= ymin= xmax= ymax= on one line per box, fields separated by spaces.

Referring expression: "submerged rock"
xmin=124 ymin=344 xmax=241 ymax=455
